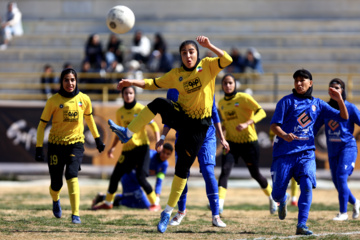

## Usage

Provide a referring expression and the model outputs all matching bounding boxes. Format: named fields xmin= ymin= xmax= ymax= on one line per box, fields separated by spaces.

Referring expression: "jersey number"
xmin=49 ymin=155 xmax=58 ymax=165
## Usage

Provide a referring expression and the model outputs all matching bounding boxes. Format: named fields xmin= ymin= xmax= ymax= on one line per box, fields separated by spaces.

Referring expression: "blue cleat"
xmin=157 ymin=211 xmax=171 ymax=233
xmin=278 ymin=193 xmax=289 ymax=220
xmin=72 ymin=215 xmax=81 ymax=224
xmin=52 ymin=200 xmax=62 ymax=218
xmin=296 ymin=224 xmax=313 ymax=235
xmin=108 ymin=119 xmax=132 ymax=143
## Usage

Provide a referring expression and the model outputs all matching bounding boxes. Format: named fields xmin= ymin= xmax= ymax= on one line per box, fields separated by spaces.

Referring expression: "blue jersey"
xmin=149 ymin=149 xmax=169 ymax=174
xmin=313 ymin=100 xmax=360 ymax=157
xmin=271 ymin=94 xmax=341 ymax=158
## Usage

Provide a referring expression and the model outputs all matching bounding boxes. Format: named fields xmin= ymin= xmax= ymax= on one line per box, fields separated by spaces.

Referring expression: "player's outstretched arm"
xmin=329 ymin=87 xmax=349 ymax=120
xmin=196 ymin=35 xmax=224 ymax=57
xmin=117 ymin=79 xmax=145 ymax=90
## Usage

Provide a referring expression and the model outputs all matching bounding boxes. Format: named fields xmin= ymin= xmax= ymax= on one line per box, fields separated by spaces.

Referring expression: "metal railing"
xmin=0 ymin=72 xmax=359 ymax=103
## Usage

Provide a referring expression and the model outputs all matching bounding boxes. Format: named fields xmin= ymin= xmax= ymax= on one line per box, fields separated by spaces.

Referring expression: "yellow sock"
xmin=147 ymin=190 xmax=157 ymax=205
xmin=127 ymin=106 xmax=155 ymax=133
xmin=49 ymin=186 xmax=61 ymax=202
xmin=290 ymin=178 xmax=299 ymax=197
xmin=167 ymin=175 xmax=187 ymax=208
xmin=218 ymin=186 xmax=227 ymax=200
xmin=105 ymin=192 xmax=116 ymax=203
xmin=262 ymin=183 xmax=272 ymax=197
xmin=66 ymin=177 xmax=80 ymax=216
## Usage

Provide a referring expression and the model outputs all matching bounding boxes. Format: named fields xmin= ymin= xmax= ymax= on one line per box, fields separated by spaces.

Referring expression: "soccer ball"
xmin=106 ymin=5 xmax=135 ymax=34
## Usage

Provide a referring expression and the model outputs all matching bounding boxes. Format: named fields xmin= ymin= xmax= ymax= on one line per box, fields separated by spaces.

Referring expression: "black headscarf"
xmin=292 ymin=69 xmax=313 ymax=99
xmin=122 ymin=86 xmax=137 ymax=109
xmin=179 ymin=40 xmax=201 ymax=72
xmin=221 ymin=74 xmax=237 ymax=100
xmin=328 ymin=78 xmax=346 ymax=110
xmin=58 ymin=68 xmax=80 ymax=98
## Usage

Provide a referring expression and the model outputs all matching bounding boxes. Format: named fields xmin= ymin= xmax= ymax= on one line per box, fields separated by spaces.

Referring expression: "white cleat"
xmin=212 ymin=216 xmax=226 ymax=228
xmin=169 ymin=210 xmax=186 ymax=226
xmin=333 ymin=212 xmax=348 ymax=221
xmin=269 ymin=197 xmax=277 ymax=214
xmin=353 ymin=200 xmax=360 ymax=219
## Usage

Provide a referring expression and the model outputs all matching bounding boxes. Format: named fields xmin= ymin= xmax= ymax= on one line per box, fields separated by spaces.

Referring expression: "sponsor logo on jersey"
xmin=328 ymin=119 xmax=339 ymax=131
xmin=297 ymin=110 xmax=312 ymax=127
xmin=63 ymin=110 xmax=79 ymax=122
xmin=183 ymin=77 xmax=202 ymax=93
xmin=224 ymin=110 xmax=237 ymax=120
xmin=197 ymin=66 xmax=203 ymax=72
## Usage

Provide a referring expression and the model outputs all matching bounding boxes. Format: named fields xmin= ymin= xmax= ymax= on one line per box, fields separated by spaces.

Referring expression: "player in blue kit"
xmin=270 ymin=69 xmax=348 ymax=235
xmin=313 ymin=78 xmax=360 ymax=221
xmin=92 ymin=144 xmax=173 ymax=209
xmin=156 ymin=88 xmax=229 ymax=228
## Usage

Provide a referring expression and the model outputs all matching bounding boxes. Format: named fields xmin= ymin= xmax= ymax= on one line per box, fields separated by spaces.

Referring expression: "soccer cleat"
xmin=92 ymin=202 xmax=113 ymax=210
xmin=212 ymin=216 xmax=226 ymax=228
xmin=157 ymin=211 xmax=171 ymax=233
xmin=269 ymin=197 xmax=277 ymax=214
xmin=291 ymin=200 xmax=298 ymax=206
xmin=108 ymin=119 xmax=132 ymax=143
xmin=353 ymin=199 xmax=360 ymax=219
xmin=149 ymin=204 xmax=161 ymax=212
xmin=333 ymin=212 xmax=348 ymax=221
xmin=296 ymin=224 xmax=313 ymax=235
xmin=169 ymin=210 xmax=186 ymax=226
xmin=71 ymin=215 xmax=81 ymax=224
xmin=52 ymin=200 xmax=62 ymax=218
xmin=278 ymin=193 xmax=289 ymax=220
xmin=91 ymin=192 xmax=105 ymax=208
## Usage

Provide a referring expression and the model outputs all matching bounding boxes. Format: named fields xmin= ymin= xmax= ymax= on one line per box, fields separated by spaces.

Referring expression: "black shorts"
xmin=47 ymin=142 xmax=84 ymax=189
xmin=118 ymin=145 xmax=150 ymax=176
xmin=223 ymin=140 xmax=260 ymax=165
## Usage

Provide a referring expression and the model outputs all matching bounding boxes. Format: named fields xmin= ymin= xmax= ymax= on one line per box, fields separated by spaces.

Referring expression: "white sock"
xmin=212 ymin=215 xmax=219 ymax=220
xmin=105 ymin=200 xmax=113 ymax=206
xmin=219 ymin=199 xmax=224 ymax=209
xmin=126 ymin=128 xmax=133 ymax=138
xmin=155 ymin=196 xmax=160 ymax=205
xmin=164 ymin=204 xmax=174 ymax=214
xmin=292 ymin=196 xmax=297 ymax=202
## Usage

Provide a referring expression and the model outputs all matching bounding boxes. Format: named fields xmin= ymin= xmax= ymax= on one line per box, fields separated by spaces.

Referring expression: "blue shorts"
xmin=271 ymin=150 xmax=316 ymax=193
xmin=197 ymin=125 xmax=216 ymax=166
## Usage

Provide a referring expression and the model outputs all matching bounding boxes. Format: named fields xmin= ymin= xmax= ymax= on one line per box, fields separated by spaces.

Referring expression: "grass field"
xmin=1 ymin=178 xmax=360 ymax=240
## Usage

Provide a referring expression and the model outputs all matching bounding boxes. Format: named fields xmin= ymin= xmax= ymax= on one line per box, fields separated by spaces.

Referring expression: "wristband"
xmin=160 ymin=135 xmax=166 ymax=140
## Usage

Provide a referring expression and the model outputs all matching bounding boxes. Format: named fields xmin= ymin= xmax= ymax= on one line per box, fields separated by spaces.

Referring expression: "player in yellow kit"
xmin=92 ymin=86 xmax=161 ymax=211
xmin=108 ymin=36 xmax=232 ymax=233
xmin=217 ymin=74 xmax=277 ymax=214
xmin=35 ymin=68 xmax=105 ymax=224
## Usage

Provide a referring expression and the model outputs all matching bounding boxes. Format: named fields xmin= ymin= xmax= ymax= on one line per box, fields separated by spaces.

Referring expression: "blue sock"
xmin=177 ymin=183 xmax=188 ymax=212
xmin=298 ymin=177 xmax=312 ymax=226
xmin=201 ymin=164 xmax=219 ymax=215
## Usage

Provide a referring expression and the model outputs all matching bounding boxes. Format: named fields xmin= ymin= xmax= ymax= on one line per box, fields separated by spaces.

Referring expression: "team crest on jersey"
xmin=311 ymin=105 xmax=316 ymax=112
xmin=235 ymin=102 xmax=239 ymax=107
xmin=59 ymin=104 xmax=64 ymax=109
xmin=134 ymin=114 xmax=138 ymax=118
xmin=78 ymin=101 xmax=82 ymax=107
xmin=196 ymin=66 xmax=203 ymax=72
xmin=179 ymin=77 xmax=183 ymax=82
xmin=183 ymin=77 xmax=202 ymax=93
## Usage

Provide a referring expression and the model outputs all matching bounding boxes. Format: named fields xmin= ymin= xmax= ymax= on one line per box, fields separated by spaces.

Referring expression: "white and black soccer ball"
xmin=106 ymin=5 xmax=135 ymax=34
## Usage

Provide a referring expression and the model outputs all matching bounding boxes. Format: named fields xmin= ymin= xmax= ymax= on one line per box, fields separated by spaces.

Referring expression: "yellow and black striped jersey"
xmin=144 ymin=51 xmax=232 ymax=119
xmin=218 ymin=92 xmax=266 ymax=143
xmin=116 ymin=102 xmax=159 ymax=152
xmin=36 ymin=92 xmax=100 ymax=146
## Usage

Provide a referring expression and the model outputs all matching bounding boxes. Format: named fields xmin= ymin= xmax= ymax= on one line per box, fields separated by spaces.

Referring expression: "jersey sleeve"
xmin=83 ymin=96 xmax=100 ymax=139
xmin=349 ymin=103 xmax=360 ymax=126
xmin=144 ymin=69 xmax=176 ymax=90
xmin=245 ymin=94 xmax=266 ymax=123
xmin=36 ymin=99 xmax=55 ymax=147
xmin=271 ymin=97 xmax=287 ymax=125
xmin=148 ymin=120 xmax=160 ymax=134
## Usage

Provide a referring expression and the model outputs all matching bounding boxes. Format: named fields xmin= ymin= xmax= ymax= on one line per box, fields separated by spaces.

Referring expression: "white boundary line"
xmin=235 ymin=231 xmax=360 ymax=240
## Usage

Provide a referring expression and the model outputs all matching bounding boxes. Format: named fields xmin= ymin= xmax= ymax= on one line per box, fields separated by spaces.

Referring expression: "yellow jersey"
xmin=116 ymin=102 xmax=159 ymax=152
xmin=144 ymin=51 xmax=232 ymax=120
xmin=218 ymin=92 xmax=266 ymax=143
xmin=36 ymin=92 xmax=100 ymax=146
